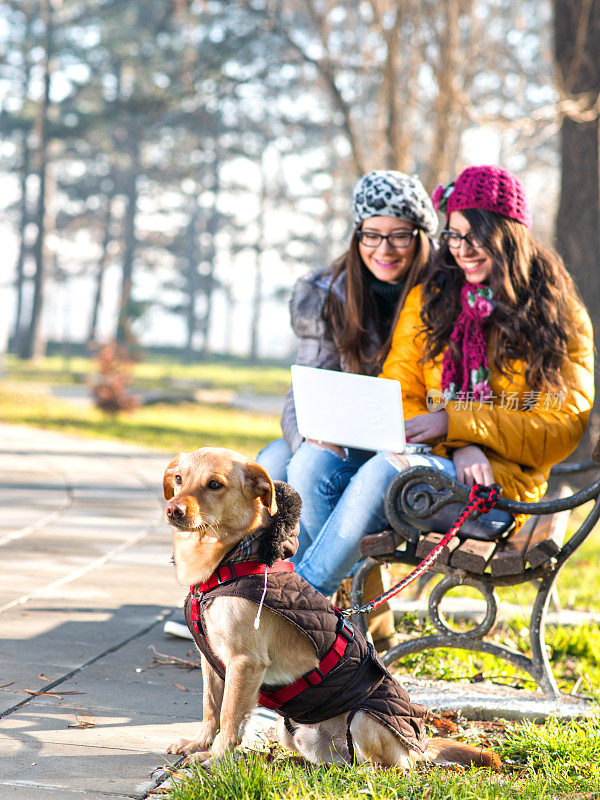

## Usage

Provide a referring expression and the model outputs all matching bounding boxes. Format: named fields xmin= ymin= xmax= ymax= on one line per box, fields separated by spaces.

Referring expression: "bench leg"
xmin=414 ymin=571 xmax=435 ymax=599
xmin=350 ymin=557 xmax=380 ymax=639
xmin=379 ymin=568 xmax=561 ymax=699
xmin=351 ymin=558 xmax=561 ymax=698
xmin=529 ymin=571 xmax=560 ymax=697
xmin=382 ymin=634 xmax=557 ymax=695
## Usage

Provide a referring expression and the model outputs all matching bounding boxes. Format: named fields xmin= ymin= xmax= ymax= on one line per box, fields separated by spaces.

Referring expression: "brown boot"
xmin=364 ymin=566 xmax=395 ymax=653
xmin=332 ymin=567 xmax=395 ymax=654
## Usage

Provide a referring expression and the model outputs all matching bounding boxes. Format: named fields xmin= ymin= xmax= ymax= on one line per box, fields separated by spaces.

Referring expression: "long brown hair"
xmin=324 ymin=228 xmax=432 ymax=375
xmin=421 ymin=209 xmax=583 ymax=391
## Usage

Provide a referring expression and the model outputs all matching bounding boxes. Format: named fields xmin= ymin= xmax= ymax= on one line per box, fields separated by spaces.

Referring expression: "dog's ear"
xmin=244 ymin=463 xmax=277 ymax=515
xmin=163 ymin=456 xmax=180 ymax=500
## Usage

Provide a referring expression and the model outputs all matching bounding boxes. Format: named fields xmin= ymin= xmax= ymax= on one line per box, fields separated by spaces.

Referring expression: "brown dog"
xmin=163 ymin=447 xmax=500 ymax=771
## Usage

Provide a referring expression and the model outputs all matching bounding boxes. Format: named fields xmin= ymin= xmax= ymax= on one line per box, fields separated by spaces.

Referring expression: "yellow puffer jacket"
xmin=381 ymin=284 xmax=594 ymax=515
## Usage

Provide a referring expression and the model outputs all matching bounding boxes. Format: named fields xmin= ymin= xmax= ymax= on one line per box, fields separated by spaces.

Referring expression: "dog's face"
xmin=163 ymin=447 xmax=277 ymax=585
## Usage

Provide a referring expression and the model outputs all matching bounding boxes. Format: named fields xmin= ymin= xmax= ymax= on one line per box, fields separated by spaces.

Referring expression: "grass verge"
xmin=166 ymin=716 xmax=600 ymax=800
xmin=3 ymin=354 xmax=291 ymax=395
xmin=0 ymin=385 xmax=280 ymax=457
xmin=3 ymin=357 xmax=600 ymax=798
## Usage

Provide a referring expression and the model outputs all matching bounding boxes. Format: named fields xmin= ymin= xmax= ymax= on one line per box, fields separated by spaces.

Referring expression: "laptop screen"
xmin=291 ymin=365 xmax=407 ymax=452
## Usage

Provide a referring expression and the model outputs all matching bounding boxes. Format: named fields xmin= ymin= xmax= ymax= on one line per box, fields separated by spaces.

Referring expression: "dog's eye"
xmin=174 ymin=474 xmax=182 ymax=485
xmin=207 ymin=479 xmax=223 ymax=490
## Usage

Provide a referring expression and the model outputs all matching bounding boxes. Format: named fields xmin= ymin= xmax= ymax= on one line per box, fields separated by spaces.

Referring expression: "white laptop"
xmin=291 ymin=365 xmax=431 ymax=454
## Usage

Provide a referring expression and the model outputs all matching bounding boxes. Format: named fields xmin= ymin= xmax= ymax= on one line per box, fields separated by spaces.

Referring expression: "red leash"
xmin=340 ymin=482 xmax=501 ymax=617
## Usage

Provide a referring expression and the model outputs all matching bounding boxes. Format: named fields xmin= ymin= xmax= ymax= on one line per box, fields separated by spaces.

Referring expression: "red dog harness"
xmin=188 ymin=559 xmax=354 ymax=710
xmin=184 ymin=561 xmax=427 ymax=752
xmin=191 ymin=559 xmax=294 ymax=593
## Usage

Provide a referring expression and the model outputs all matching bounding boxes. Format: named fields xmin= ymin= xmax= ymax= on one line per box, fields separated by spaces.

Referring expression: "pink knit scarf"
xmin=441 ymin=284 xmax=494 ymax=401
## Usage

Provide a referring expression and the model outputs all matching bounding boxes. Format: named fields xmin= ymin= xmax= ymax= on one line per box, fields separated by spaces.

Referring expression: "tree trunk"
xmin=12 ymin=127 xmax=32 ymax=355
xmin=380 ymin=7 xmax=403 ymax=170
xmin=87 ymin=184 xmax=115 ymax=345
xmin=199 ymin=156 xmax=221 ymax=359
xmin=425 ymin=0 xmax=461 ymax=188
xmin=11 ymin=11 xmax=34 ymax=355
xmin=116 ymin=136 xmax=140 ymax=346
xmin=21 ymin=0 xmax=53 ymax=360
xmin=249 ymin=159 xmax=267 ymax=361
xmin=554 ymin=0 xmax=600 ymax=457
xmin=183 ymin=202 xmax=199 ymax=364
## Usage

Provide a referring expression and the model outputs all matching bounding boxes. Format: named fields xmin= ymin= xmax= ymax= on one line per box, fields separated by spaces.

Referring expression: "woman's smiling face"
xmin=447 ymin=211 xmax=493 ymax=284
xmin=357 ymin=216 xmax=418 ymax=284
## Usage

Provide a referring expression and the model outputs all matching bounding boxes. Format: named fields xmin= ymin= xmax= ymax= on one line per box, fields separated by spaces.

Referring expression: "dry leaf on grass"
xmin=429 ymin=716 xmax=459 ymax=735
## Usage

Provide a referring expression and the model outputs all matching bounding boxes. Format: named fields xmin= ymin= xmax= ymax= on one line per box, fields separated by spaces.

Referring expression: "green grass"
xmin=166 ymin=717 xmax=600 ymax=799
xmin=385 ymin=521 xmax=600 ymax=695
xmin=0 ymin=385 xmax=280 ymax=457
xmin=3 ymin=354 xmax=600 ymax=798
xmin=3 ymin=354 xmax=291 ymax=395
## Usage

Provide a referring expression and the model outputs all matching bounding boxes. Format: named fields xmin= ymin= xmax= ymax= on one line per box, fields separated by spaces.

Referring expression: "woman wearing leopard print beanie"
xmin=256 ymin=170 xmax=437 ymax=650
xmin=291 ymin=165 xmax=593 ymax=603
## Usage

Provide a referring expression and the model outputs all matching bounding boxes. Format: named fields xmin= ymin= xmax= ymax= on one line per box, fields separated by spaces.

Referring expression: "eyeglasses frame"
xmin=356 ymin=228 xmax=419 ymax=249
xmin=439 ymin=229 xmax=485 ymax=251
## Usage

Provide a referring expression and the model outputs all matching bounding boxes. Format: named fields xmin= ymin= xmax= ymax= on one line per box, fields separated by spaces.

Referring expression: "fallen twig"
xmin=68 ymin=715 xmax=96 ymax=728
xmin=169 ymin=682 xmax=202 ymax=695
xmin=25 ymin=690 xmax=85 ymax=698
xmin=149 ymin=645 xmax=201 ymax=670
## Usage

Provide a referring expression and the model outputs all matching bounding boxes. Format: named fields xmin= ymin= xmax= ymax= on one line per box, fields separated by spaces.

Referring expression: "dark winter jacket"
xmin=282 ymin=269 xmax=386 ymax=452
xmin=184 ymin=570 xmax=428 ymax=754
xmin=181 ymin=480 xmax=427 ymax=755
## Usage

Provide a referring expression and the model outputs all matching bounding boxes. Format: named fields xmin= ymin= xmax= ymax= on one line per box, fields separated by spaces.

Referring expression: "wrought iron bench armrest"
xmin=385 ymin=464 xmax=600 ymax=550
xmin=352 ymin=454 xmax=600 ymax=698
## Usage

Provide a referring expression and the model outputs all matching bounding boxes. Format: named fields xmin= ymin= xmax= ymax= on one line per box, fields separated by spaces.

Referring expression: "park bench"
xmin=350 ymin=445 xmax=600 ymax=698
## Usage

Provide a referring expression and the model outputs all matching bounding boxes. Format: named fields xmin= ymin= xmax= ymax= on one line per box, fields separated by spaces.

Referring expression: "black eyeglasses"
xmin=356 ymin=229 xmax=418 ymax=249
xmin=440 ymin=230 xmax=485 ymax=251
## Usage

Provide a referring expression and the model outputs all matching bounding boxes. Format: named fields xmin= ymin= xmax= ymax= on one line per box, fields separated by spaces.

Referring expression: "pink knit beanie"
xmin=432 ymin=165 xmax=532 ymax=228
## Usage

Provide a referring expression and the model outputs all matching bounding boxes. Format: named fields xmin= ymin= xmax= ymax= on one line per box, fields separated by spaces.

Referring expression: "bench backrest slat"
xmin=490 ymin=515 xmax=538 ymax=576
xmin=526 ymin=484 xmax=572 ymax=569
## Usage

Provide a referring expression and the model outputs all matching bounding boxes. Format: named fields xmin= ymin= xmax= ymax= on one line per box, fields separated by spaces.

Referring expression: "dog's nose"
xmin=166 ymin=502 xmax=186 ymax=520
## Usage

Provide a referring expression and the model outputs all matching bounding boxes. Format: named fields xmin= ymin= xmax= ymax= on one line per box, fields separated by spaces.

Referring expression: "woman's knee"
xmin=287 ymin=442 xmax=353 ymax=494
xmin=256 ymin=438 xmax=292 ymax=482
xmin=345 ymin=452 xmax=403 ymax=499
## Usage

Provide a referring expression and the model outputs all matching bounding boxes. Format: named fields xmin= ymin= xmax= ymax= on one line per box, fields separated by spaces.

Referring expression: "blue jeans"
xmin=286 ymin=442 xmax=373 ymax=565
xmin=256 ymin=438 xmax=292 ymax=482
xmin=292 ymin=449 xmax=459 ymax=595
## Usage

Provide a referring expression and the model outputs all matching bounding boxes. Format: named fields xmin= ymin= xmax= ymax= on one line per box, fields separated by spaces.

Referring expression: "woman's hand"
xmin=404 ymin=410 xmax=449 ymax=443
xmin=453 ymin=445 xmax=494 ymax=486
xmin=306 ymin=439 xmax=346 ymax=458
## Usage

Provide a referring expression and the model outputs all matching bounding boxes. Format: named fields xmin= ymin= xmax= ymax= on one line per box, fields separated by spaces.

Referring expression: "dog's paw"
xmin=167 ymin=723 xmax=218 ymax=756
xmin=181 ymin=750 xmax=212 ymax=767
xmin=166 ymin=738 xmax=212 ymax=756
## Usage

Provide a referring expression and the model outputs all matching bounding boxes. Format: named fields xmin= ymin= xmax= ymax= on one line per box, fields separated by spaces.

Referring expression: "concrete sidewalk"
xmin=0 ymin=423 xmax=595 ymax=799
xmin=0 ymin=424 xmax=203 ymax=800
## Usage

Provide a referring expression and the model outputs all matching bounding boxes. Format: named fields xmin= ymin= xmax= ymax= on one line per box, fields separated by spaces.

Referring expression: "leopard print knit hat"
xmin=352 ymin=170 xmax=438 ymax=235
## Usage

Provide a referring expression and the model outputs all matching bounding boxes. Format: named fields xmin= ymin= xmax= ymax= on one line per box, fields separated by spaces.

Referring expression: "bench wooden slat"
xmin=359 ymin=529 xmax=399 ymax=558
xmin=526 ymin=485 xmax=572 ymax=569
xmin=490 ymin=515 xmax=537 ymax=576
xmin=450 ymin=538 xmax=498 ymax=573
xmin=415 ymin=532 xmax=461 ymax=565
